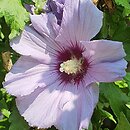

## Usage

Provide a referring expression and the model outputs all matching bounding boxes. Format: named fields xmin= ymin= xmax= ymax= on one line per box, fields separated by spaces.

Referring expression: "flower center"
xmin=59 ymin=58 xmax=82 ymax=75
xmin=57 ymin=45 xmax=89 ymax=84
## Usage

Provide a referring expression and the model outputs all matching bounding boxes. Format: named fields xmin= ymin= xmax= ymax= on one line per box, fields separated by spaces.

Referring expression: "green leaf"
xmin=99 ymin=7 xmax=130 ymax=60
xmin=0 ymin=90 xmax=2 ymax=100
xmin=21 ymin=0 xmax=35 ymax=4
xmin=115 ymin=112 xmax=130 ymax=130
xmin=35 ymin=0 xmax=46 ymax=9
xmin=1 ymin=109 xmax=10 ymax=118
xmin=0 ymin=126 xmax=5 ymax=129
xmin=0 ymin=0 xmax=29 ymax=39
xmin=126 ymin=102 xmax=130 ymax=109
xmin=0 ymin=118 xmax=10 ymax=130
xmin=115 ymin=0 xmax=130 ymax=17
xmin=100 ymin=109 xmax=117 ymax=124
xmin=115 ymin=80 xmax=128 ymax=88
xmin=0 ymin=88 xmax=14 ymax=104
xmin=124 ymin=73 xmax=130 ymax=90
xmin=35 ymin=0 xmax=47 ymax=14
xmin=0 ymin=99 xmax=8 ymax=110
xmin=112 ymin=26 xmax=130 ymax=60
xmin=100 ymin=83 xmax=129 ymax=118
xmin=88 ymin=122 xmax=93 ymax=130
xmin=0 ymin=98 xmax=11 ymax=117
xmin=9 ymin=105 xmax=29 ymax=130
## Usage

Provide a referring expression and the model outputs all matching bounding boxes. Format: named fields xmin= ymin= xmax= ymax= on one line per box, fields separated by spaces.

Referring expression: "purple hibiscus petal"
xmin=57 ymin=83 xmax=99 ymax=130
xmin=30 ymin=13 xmax=60 ymax=38
xmin=82 ymin=40 xmax=126 ymax=64
xmin=56 ymin=0 xmax=103 ymax=44
xmin=4 ymin=56 xmax=59 ymax=96
xmin=87 ymin=59 xmax=127 ymax=82
xmin=10 ymin=26 xmax=62 ymax=64
xmin=45 ymin=0 xmax=64 ymax=25
xmin=82 ymin=40 xmax=127 ymax=85
xmin=16 ymin=83 xmax=98 ymax=130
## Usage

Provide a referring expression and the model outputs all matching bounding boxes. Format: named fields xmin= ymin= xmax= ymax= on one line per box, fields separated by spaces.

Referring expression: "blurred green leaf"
xmin=0 ymin=0 xmax=29 ymax=39
xmin=126 ymin=102 xmax=130 ymax=109
xmin=21 ymin=0 xmax=35 ymax=4
xmin=99 ymin=8 xmax=130 ymax=61
xmin=35 ymin=0 xmax=46 ymax=9
xmin=115 ymin=0 xmax=130 ymax=17
xmin=124 ymin=73 xmax=130 ymax=90
xmin=115 ymin=80 xmax=128 ymax=88
xmin=0 ymin=98 xmax=8 ymax=110
xmin=9 ymin=105 xmax=29 ymax=130
xmin=115 ymin=112 xmax=130 ymax=130
xmin=1 ymin=109 xmax=10 ymax=118
xmin=100 ymin=109 xmax=117 ymax=124
xmin=112 ymin=26 xmax=130 ymax=60
xmin=88 ymin=122 xmax=92 ymax=130
xmin=0 ymin=98 xmax=10 ymax=117
xmin=35 ymin=0 xmax=46 ymax=14
xmin=0 ymin=118 xmax=10 ymax=130
xmin=0 ymin=91 xmax=2 ymax=100
xmin=100 ymin=83 xmax=129 ymax=118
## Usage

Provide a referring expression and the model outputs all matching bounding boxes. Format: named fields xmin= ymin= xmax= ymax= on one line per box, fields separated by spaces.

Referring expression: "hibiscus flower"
xmin=4 ymin=0 xmax=127 ymax=130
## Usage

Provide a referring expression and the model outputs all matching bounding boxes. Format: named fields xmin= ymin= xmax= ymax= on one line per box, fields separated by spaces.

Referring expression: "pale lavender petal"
xmin=16 ymin=81 xmax=75 ymax=128
xmin=57 ymin=83 xmax=99 ymax=130
xmin=56 ymin=0 xmax=103 ymax=44
xmin=4 ymin=56 xmax=58 ymax=96
xmin=86 ymin=59 xmax=127 ymax=83
xmin=31 ymin=13 xmax=60 ymax=38
xmin=79 ymin=84 xmax=99 ymax=129
xmin=82 ymin=40 xmax=126 ymax=64
xmin=16 ymin=87 xmax=44 ymax=115
xmin=10 ymin=26 xmax=61 ymax=63
xmin=82 ymin=40 xmax=127 ymax=84
xmin=16 ymin=82 xmax=99 ymax=130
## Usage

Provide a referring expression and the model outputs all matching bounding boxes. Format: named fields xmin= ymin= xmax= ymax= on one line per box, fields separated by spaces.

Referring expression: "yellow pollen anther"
xmin=59 ymin=58 xmax=82 ymax=75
